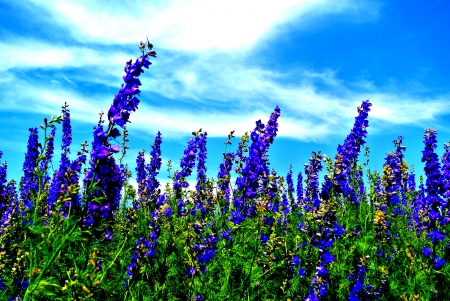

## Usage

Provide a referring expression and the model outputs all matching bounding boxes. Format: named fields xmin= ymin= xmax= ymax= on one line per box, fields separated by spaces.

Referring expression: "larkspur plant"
xmin=0 ymin=39 xmax=449 ymax=301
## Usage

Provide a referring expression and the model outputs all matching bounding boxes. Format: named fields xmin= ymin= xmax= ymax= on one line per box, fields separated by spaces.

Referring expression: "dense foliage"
xmin=0 ymin=41 xmax=449 ymax=301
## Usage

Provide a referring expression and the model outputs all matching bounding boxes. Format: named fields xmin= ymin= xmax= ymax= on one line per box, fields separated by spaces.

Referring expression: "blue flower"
xmin=433 ymin=255 xmax=446 ymax=270
xmin=259 ymin=233 xmax=269 ymax=247
xmin=321 ymin=251 xmax=335 ymax=264
xmin=291 ymin=255 xmax=300 ymax=267
xmin=427 ymin=228 xmax=446 ymax=243
xmin=422 ymin=245 xmax=433 ymax=258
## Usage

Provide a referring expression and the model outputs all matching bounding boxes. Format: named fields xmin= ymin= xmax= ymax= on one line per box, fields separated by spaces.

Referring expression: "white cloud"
xmin=28 ymin=0 xmax=375 ymax=52
xmin=0 ymin=40 xmax=131 ymax=72
xmin=3 ymin=0 xmax=448 ymax=147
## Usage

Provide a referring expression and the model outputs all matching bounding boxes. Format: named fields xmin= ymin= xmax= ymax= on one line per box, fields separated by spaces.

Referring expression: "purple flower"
xmin=421 ymin=129 xmax=445 ymax=222
xmin=304 ymin=151 xmax=323 ymax=210
xmin=332 ymin=100 xmax=372 ymax=204
xmin=20 ymin=128 xmax=39 ymax=213
xmin=427 ymin=228 xmax=446 ymax=244
xmin=291 ymin=255 xmax=300 ymax=267
xmin=433 ymin=255 xmax=446 ymax=270
xmin=442 ymin=142 xmax=450 ymax=199
xmin=146 ymin=132 xmax=163 ymax=203
xmin=174 ymin=134 xmax=199 ymax=216
xmin=187 ymin=266 xmax=196 ymax=278
xmin=194 ymin=294 xmax=202 ymax=301
xmin=135 ymin=150 xmax=147 ymax=208
xmin=196 ymin=132 xmax=208 ymax=192
xmin=259 ymin=233 xmax=269 ymax=247
xmin=321 ymin=251 xmax=335 ymax=264
xmin=221 ymin=229 xmax=232 ymax=241
xmin=39 ymin=127 xmax=56 ymax=185
xmin=422 ymin=245 xmax=433 ymax=258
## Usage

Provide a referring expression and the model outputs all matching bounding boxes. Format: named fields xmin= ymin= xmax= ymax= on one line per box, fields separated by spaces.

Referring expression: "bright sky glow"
xmin=1 ymin=0 xmax=449 ymax=186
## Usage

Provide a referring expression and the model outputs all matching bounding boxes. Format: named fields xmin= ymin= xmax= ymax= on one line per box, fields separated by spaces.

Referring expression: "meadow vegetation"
xmin=0 ymin=40 xmax=449 ymax=300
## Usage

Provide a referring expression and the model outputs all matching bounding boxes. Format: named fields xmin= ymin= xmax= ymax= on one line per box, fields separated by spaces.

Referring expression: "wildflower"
xmin=187 ymin=266 xmax=196 ymax=278
xmin=291 ymin=255 xmax=300 ymax=267
xmin=304 ymin=151 xmax=323 ymax=210
xmin=135 ymin=150 xmax=147 ymax=208
xmin=231 ymin=107 xmax=280 ymax=224
xmin=332 ymin=100 xmax=372 ymax=204
xmin=221 ymin=229 xmax=232 ymax=241
xmin=427 ymin=229 xmax=446 ymax=243
xmin=260 ymin=233 xmax=269 ymax=247
xmin=296 ymin=171 xmax=304 ymax=211
xmin=441 ymin=141 xmax=450 ymax=200
xmin=38 ymin=127 xmax=56 ymax=185
xmin=196 ymin=131 xmax=207 ymax=192
xmin=433 ymin=255 xmax=446 ymax=270
xmin=217 ymin=151 xmax=235 ymax=212
xmin=421 ymin=129 xmax=445 ymax=223
xmin=174 ymin=134 xmax=199 ymax=216
xmin=421 ymin=245 xmax=433 ymax=258
xmin=194 ymin=294 xmax=202 ymax=301
xmin=321 ymin=251 xmax=335 ymax=264
xmin=83 ymin=43 xmax=155 ymax=233
xmin=20 ymin=128 xmax=39 ymax=213
xmin=146 ymin=132 xmax=163 ymax=203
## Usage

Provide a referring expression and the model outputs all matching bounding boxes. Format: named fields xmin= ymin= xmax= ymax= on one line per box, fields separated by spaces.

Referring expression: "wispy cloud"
xmin=2 ymin=0 xmax=448 ymax=148
xmin=27 ymin=0 xmax=376 ymax=51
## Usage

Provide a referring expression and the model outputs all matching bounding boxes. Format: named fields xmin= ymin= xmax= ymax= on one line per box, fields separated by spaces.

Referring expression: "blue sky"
xmin=1 ymin=0 xmax=449 ymax=189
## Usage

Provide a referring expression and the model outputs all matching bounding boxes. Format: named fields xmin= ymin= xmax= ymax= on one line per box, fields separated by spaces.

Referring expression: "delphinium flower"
xmin=442 ymin=141 xmax=450 ymax=201
xmin=303 ymin=151 xmax=323 ymax=211
xmin=146 ymin=131 xmax=163 ymax=205
xmin=0 ymin=152 xmax=7 ymax=212
xmin=373 ymin=137 xmax=407 ymax=259
xmin=38 ymin=126 xmax=56 ymax=187
xmin=125 ymin=183 xmax=170 ymax=288
xmin=0 ymin=180 xmax=25 ymax=299
xmin=0 ymin=180 xmax=19 ymax=237
xmin=300 ymin=149 xmax=343 ymax=301
xmin=173 ymin=132 xmax=199 ymax=217
xmin=191 ymin=131 xmax=209 ymax=217
xmin=134 ymin=150 xmax=147 ymax=209
xmin=83 ymin=121 xmax=125 ymax=236
xmin=195 ymin=232 xmax=219 ymax=274
xmin=233 ymin=131 xmax=249 ymax=176
xmin=47 ymin=103 xmax=87 ymax=218
xmin=184 ymin=221 xmax=220 ymax=279
xmin=348 ymin=264 xmax=368 ymax=300
xmin=417 ymin=129 xmax=448 ymax=270
xmin=383 ymin=137 xmax=407 ymax=208
xmin=296 ymin=171 xmax=304 ymax=213
xmin=123 ymin=233 xmax=158 ymax=287
xmin=220 ymin=228 xmax=232 ymax=247
xmin=232 ymin=120 xmax=267 ymax=223
xmin=83 ymin=41 xmax=155 ymax=236
xmin=217 ymin=151 xmax=235 ymax=214
xmin=286 ymin=165 xmax=296 ymax=210
xmin=19 ymin=128 xmax=39 ymax=214
xmin=230 ymin=107 xmax=281 ymax=225
xmin=421 ymin=129 xmax=445 ymax=225
xmin=196 ymin=131 xmax=207 ymax=193
xmin=332 ymin=100 xmax=372 ymax=205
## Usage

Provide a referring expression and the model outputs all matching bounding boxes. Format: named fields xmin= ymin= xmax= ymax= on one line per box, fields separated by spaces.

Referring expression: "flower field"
xmin=0 ymin=41 xmax=449 ymax=301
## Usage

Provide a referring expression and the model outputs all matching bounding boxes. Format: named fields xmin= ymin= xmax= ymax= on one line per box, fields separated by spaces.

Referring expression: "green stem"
xmin=24 ymin=224 xmax=78 ymax=301
xmin=100 ymin=235 xmax=128 ymax=282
